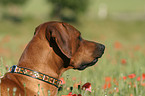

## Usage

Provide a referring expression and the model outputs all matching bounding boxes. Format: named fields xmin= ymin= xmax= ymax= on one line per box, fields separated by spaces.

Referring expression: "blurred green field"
xmin=0 ymin=0 xmax=145 ymax=96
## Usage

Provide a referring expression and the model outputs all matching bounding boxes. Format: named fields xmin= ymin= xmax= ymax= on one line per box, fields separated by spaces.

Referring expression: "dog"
xmin=0 ymin=21 xmax=105 ymax=96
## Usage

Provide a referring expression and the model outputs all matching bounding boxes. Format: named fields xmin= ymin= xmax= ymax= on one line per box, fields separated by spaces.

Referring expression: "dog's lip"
xmin=76 ymin=57 xmax=99 ymax=70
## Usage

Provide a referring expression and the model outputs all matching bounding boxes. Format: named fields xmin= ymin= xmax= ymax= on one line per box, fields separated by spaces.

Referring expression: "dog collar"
xmin=8 ymin=65 xmax=61 ymax=88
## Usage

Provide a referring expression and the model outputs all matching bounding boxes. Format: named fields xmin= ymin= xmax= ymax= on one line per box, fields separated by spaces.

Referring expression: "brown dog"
xmin=0 ymin=21 xmax=105 ymax=96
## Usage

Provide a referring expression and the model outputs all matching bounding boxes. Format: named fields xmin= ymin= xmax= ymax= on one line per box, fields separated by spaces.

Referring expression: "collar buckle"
xmin=9 ymin=65 xmax=17 ymax=73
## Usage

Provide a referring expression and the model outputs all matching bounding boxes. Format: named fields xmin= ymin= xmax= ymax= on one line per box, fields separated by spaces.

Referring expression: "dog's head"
xmin=36 ymin=21 xmax=105 ymax=70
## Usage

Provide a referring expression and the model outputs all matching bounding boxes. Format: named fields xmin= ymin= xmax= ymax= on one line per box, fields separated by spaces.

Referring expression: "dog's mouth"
xmin=75 ymin=57 xmax=99 ymax=70
xmin=73 ymin=44 xmax=105 ymax=71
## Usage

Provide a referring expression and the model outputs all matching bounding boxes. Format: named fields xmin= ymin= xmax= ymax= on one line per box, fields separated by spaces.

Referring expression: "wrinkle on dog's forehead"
xmin=61 ymin=22 xmax=81 ymax=36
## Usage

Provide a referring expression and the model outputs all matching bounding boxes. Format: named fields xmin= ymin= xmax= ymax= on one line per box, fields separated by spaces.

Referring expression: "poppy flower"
xmin=128 ymin=74 xmax=136 ymax=79
xmin=137 ymin=76 xmax=141 ymax=81
xmin=141 ymin=83 xmax=145 ymax=86
xmin=142 ymin=73 xmax=145 ymax=80
xmin=103 ymin=82 xmax=111 ymax=89
xmin=72 ymin=94 xmax=82 ymax=96
xmin=114 ymin=41 xmax=122 ymax=49
xmin=108 ymin=82 xmax=111 ymax=88
xmin=105 ymin=77 xmax=111 ymax=82
xmin=103 ymin=83 xmax=107 ymax=89
xmin=130 ymin=94 xmax=133 ymax=96
xmin=68 ymin=92 xmax=72 ymax=95
xmin=114 ymin=87 xmax=119 ymax=92
xmin=121 ymin=59 xmax=127 ymax=65
xmin=62 ymin=92 xmax=82 ymax=96
xmin=82 ymin=82 xmax=91 ymax=92
xmin=72 ymin=94 xmax=77 ymax=96
xmin=137 ymin=74 xmax=145 ymax=81
xmin=123 ymin=76 xmax=127 ymax=80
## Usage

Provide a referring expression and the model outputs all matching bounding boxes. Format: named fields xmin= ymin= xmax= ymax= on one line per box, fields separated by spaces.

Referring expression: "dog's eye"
xmin=78 ymin=36 xmax=82 ymax=41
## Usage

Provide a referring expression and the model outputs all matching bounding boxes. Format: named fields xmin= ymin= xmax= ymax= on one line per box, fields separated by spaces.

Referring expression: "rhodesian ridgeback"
xmin=0 ymin=21 xmax=105 ymax=96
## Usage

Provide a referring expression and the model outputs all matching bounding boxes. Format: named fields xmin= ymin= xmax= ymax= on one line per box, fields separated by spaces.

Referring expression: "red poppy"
xmin=137 ymin=77 xmax=141 ymax=81
xmin=142 ymin=73 xmax=145 ymax=80
xmin=137 ymin=74 xmax=145 ymax=81
xmin=121 ymin=59 xmax=127 ymax=64
xmin=128 ymin=74 xmax=136 ymax=79
xmin=82 ymin=82 xmax=91 ymax=92
xmin=105 ymin=77 xmax=111 ymax=82
xmin=72 ymin=94 xmax=77 ymax=96
xmin=108 ymin=82 xmax=111 ymax=88
xmin=62 ymin=92 xmax=82 ymax=96
xmin=68 ymin=92 xmax=72 ymax=95
xmin=141 ymin=83 xmax=145 ymax=86
xmin=130 ymin=94 xmax=133 ymax=96
xmin=114 ymin=41 xmax=122 ymax=49
xmin=123 ymin=76 xmax=127 ymax=80
xmin=115 ymin=87 xmax=119 ymax=92
xmin=103 ymin=83 xmax=107 ymax=89
xmin=103 ymin=82 xmax=111 ymax=89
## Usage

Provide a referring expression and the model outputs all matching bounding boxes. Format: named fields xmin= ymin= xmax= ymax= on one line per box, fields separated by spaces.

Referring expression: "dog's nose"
xmin=99 ymin=44 xmax=105 ymax=53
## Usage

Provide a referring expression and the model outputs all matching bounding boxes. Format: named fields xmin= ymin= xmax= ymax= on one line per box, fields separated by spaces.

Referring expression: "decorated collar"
xmin=8 ymin=65 xmax=61 ymax=88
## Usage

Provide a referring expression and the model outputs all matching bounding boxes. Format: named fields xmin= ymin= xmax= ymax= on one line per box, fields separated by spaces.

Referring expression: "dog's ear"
xmin=45 ymin=26 xmax=72 ymax=58
xmin=34 ymin=24 xmax=42 ymax=36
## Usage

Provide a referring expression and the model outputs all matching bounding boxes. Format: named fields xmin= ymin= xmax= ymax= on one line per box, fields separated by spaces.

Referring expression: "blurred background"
xmin=0 ymin=0 xmax=145 ymax=95
xmin=0 ymin=0 xmax=145 ymax=60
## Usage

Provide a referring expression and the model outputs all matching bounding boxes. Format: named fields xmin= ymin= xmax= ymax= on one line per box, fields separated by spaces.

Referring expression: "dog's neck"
xmin=18 ymin=37 xmax=69 ymax=79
